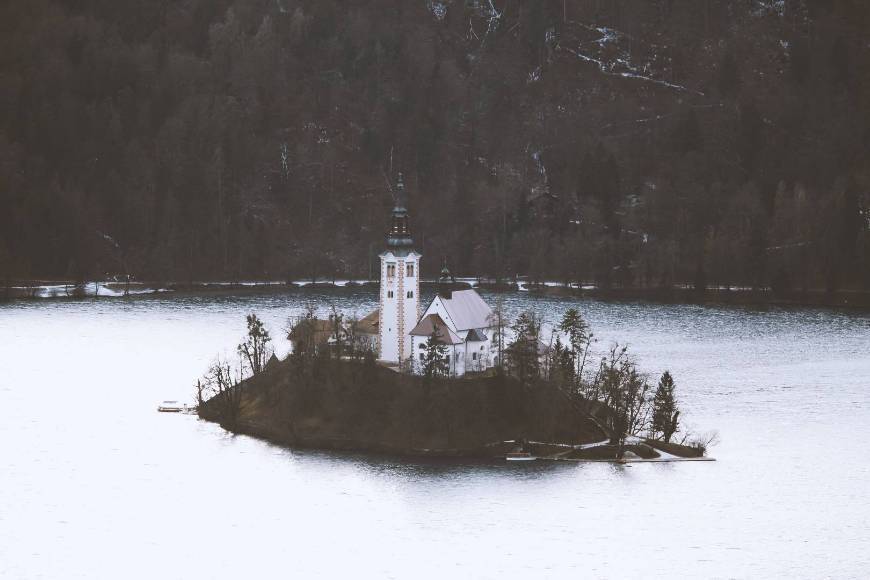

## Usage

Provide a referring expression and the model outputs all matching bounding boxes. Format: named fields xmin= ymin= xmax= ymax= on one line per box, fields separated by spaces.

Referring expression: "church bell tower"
xmin=378 ymin=173 xmax=421 ymax=365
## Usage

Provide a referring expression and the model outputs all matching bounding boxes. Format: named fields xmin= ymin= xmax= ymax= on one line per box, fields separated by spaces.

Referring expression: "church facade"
xmin=409 ymin=288 xmax=498 ymax=376
xmin=374 ymin=175 xmax=498 ymax=377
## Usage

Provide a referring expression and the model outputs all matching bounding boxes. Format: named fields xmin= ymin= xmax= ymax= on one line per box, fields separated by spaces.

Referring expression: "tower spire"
xmin=395 ymin=172 xmax=406 ymax=209
xmin=387 ymin=172 xmax=413 ymax=250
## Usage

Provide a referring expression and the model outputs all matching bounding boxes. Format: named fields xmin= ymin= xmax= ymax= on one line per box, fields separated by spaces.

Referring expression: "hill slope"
xmin=2 ymin=1 xmax=868 ymax=290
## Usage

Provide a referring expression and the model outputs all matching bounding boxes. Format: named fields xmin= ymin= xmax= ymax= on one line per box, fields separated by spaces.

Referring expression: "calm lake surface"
xmin=1 ymin=289 xmax=869 ymax=579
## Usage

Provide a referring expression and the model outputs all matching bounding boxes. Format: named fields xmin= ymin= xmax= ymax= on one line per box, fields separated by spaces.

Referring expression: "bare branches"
xmin=590 ymin=344 xmax=653 ymax=456
xmin=202 ymin=355 xmax=244 ymax=427
xmin=679 ymin=429 xmax=720 ymax=456
xmin=199 ymin=313 xmax=276 ymax=427
xmin=237 ymin=313 xmax=272 ymax=376
xmin=486 ymin=296 xmax=507 ymax=374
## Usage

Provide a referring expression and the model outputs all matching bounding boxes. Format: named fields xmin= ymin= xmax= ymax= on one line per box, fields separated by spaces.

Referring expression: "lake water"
xmin=1 ymin=289 xmax=869 ymax=579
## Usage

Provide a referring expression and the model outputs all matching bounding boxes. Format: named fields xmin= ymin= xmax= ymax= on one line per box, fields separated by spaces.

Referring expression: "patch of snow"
xmin=280 ymin=143 xmax=289 ymax=176
xmin=545 ymin=27 xmax=557 ymax=44
xmin=98 ymin=231 xmax=120 ymax=250
xmin=617 ymin=71 xmax=697 ymax=94
xmin=561 ymin=22 xmax=703 ymax=96
xmin=752 ymin=0 xmax=785 ymax=18
xmin=428 ymin=1 xmax=447 ymax=21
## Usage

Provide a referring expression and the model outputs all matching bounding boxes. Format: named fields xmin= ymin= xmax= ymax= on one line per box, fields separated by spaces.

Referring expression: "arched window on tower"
xmin=406 ymin=264 xmax=414 ymax=277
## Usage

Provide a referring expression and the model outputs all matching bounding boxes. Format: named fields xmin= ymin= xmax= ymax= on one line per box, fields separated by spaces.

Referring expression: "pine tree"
xmin=559 ymin=307 xmax=590 ymax=378
xmin=651 ymin=371 xmax=680 ymax=442
xmin=550 ymin=336 xmax=575 ymax=387
xmin=506 ymin=311 xmax=541 ymax=384
xmin=422 ymin=325 xmax=449 ymax=378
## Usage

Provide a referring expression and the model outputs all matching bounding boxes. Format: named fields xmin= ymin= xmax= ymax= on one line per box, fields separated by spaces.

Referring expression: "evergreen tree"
xmin=559 ymin=307 xmax=590 ymax=378
xmin=506 ymin=311 xmax=541 ymax=384
xmin=550 ymin=336 xmax=575 ymax=388
xmin=422 ymin=325 xmax=449 ymax=378
xmin=651 ymin=370 xmax=680 ymax=442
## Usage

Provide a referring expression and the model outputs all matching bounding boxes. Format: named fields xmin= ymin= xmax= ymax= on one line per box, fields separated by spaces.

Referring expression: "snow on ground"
xmin=560 ymin=22 xmax=704 ymax=96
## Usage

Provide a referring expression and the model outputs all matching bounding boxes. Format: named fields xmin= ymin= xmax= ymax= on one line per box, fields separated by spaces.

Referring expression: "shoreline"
xmin=4 ymin=278 xmax=869 ymax=311
xmin=204 ymin=415 xmax=715 ymax=463
xmin=214 ymin=417 xmax=715 ymax=463
xmin=218 ymin=416 xmax=715 ymax=463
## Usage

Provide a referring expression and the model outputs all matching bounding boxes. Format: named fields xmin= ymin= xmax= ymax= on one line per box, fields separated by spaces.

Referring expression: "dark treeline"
xmin=2 ymin=0 xmax=869 ymax=291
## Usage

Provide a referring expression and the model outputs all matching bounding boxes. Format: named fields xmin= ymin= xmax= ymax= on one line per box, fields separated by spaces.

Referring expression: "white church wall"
xmin=422 ymin=296 xmax=458 ymax=335
xmin=379 ymin=253 xmax=399 ymax=362
xmin=399 ymin=254 xmax=420 ymax=362
xmin=379 ymin=250 xmax=420 ymax=364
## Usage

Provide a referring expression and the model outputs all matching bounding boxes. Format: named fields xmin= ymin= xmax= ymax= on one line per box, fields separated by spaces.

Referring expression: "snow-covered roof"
xmin=465 ymin=328 xmax=488 ymax=342
xmin=409 ymin=314 xmax=463 ymax=345
xmin=439 ymin=289 xmax=493 ymax=331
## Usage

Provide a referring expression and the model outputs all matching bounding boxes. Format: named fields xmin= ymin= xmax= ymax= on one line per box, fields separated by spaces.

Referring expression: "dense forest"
xmin=1 ymin=0 xmax=869 ymax=291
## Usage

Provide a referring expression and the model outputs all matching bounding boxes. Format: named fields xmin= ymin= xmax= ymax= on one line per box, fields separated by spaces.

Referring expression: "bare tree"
xmin=592 ymin=344 xmax=653 ymax=457
xmin=486 ymin=295 xmax=507 ymax=373
xmin=345 ymin=312 xmax=362 ymax=361
xmin=202 ymin=356 xmax=244 ymax=428
xmin=237 ymin=313 xmax=273 ymax=376
xmin=194 ymin=379 xmax=205 ymax=408
xmin=680 ymin=430 xmax=720 ymax=456
xmin=329 ymin=304 xmax=345 ymax=359
xmin=541 ymin=328 xmax=557 ymax=381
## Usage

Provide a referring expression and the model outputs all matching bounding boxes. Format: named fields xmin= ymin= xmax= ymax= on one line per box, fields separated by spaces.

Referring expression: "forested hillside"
xmin=2 ymin=0 xmax=869 ymax=291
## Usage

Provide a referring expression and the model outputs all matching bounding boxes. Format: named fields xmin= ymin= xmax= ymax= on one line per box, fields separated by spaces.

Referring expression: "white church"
xmin=371 ymin=174 xmax=500 ymax=377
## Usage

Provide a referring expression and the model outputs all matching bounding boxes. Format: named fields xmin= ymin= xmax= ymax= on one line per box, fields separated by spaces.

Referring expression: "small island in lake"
xmin=197 ymin=177 xmax=714 ymax=462
xmin=197 ymin=351 xmax=710 ymax=461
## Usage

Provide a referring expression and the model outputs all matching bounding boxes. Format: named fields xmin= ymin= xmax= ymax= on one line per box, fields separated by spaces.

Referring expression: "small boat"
xmin=157 ymin=400 xmax=185 ymax=413
xmin=505 ymin=452 xmax=536 ymax=462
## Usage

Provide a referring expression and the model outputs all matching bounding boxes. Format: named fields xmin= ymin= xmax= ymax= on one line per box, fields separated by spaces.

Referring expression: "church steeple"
xmin=387 ymin=173 xmax=413 ymax=250
xmin=378 ymin=172 xmax=421 ymax=366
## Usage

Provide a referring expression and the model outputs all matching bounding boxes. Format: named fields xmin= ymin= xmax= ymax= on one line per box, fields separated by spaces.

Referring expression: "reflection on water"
xmin=1 ymin=290 xmax=869 ymax=579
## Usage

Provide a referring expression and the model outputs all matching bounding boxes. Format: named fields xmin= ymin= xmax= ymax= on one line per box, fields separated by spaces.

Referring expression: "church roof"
xmin=409 ymin=314 xmax=463 ymax=345
xmin=465 ymin=328 xmax=488 ymax=342
xmin=356 ymin=309 xmax=379 ymax=335
xmin=287 ymin=318 xmax=334 ymax=343
xmin=437 ymin=289 xmax=493 ymax=331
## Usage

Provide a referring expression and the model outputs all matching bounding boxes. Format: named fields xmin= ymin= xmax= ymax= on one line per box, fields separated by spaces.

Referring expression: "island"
xmin=196 ymin=178 xmax=714 ymax=462
xmin=196 ymin=348 xmax=710 ymax=462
